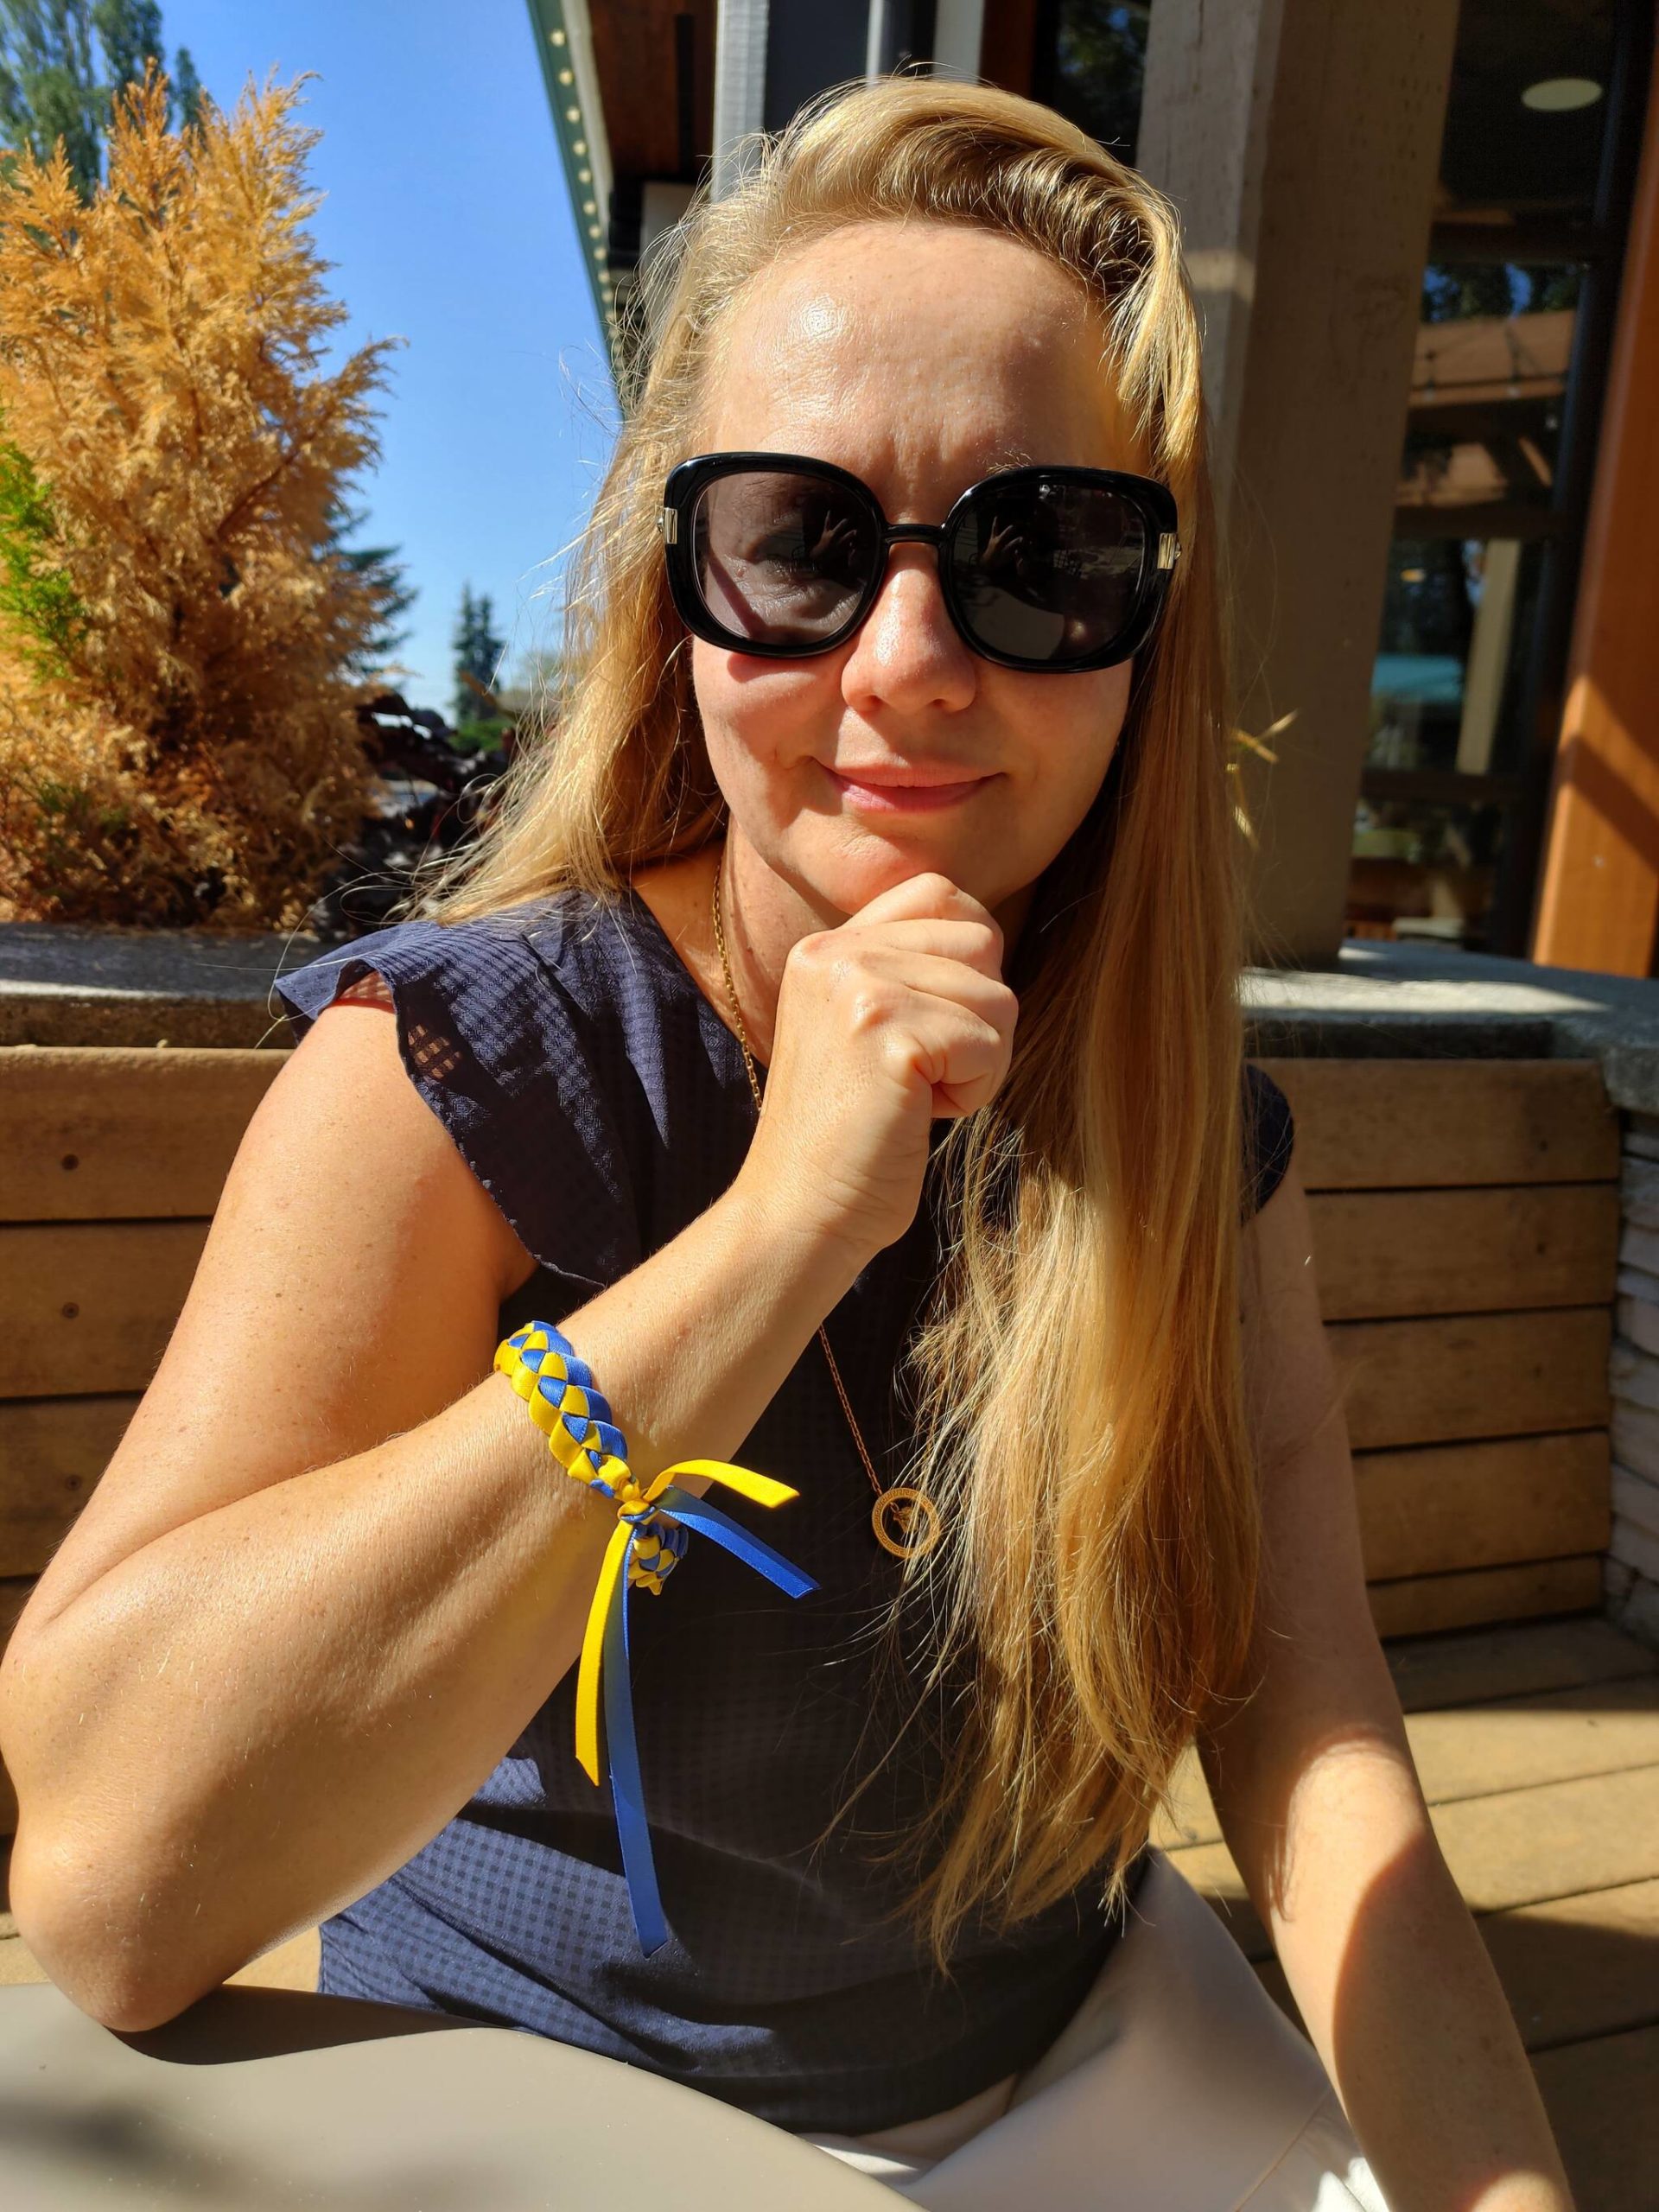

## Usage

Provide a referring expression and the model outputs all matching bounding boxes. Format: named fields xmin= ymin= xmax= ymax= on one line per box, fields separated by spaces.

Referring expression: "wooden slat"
xmin=1174 ymin=1762 xmax=1659 ymax=1959
xmin=1308 ymin=1185 xmax=1619 ymax=1319
xmin=1155 ymin=1675 xmax=1659 ymax=1852
xmin=1255 ymin=1058 xmax=1618 ymax=1191
xmin=0 ymin=1047 xmax=283 ymax=1223
xmin=1355 ymin=1433 xmax=1611 ymax=1582
xmin=1367 ymin=1556 xmax=1604 ymax=1638
xmin=0 ymin=1580 xmax=27 ymax=1836
xmin=1385 ymin=1619 xmax=1657 ymax=1714
xmin=1482 ymin=1881 xmax=1659 ymax=2056
xmin=1534 ymin=2024 xmax=1659 ymax=2212
xmin=0 ymin=1221 xmax=207 ymax=1397
xmin=0 ymin=1396 xmax=137 ymax=1576
xmin=1334 ymin=1308 xmax=1611 ymax=1449
xmin=1255 ymin=1878 xmax=1659 ymax=2056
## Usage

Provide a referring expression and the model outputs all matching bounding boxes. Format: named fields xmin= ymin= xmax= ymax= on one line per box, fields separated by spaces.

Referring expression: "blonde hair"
xmin=416 ymin=77 xmax=1270 ymax=1961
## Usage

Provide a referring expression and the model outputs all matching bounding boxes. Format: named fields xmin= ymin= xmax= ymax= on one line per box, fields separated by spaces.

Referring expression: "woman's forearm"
xmin=1242 ymin=1744 xmax=1573 ymax=2212
xmin=1 ymin=1184 xmax=866 ymax=2030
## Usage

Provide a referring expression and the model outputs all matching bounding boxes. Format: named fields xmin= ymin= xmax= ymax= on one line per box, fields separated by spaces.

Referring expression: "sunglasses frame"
xmin=658 ymin=451 xmax=1182 ymax=675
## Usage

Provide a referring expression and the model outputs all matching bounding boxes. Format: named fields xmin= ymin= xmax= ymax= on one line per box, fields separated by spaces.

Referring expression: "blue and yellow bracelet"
xmin=493 ymin=1320 xmax=816 ymax=1954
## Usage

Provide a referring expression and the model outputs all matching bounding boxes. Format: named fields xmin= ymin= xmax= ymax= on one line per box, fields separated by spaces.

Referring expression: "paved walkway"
xmin=3 ymin=1616 xmax=1655 ymax=2206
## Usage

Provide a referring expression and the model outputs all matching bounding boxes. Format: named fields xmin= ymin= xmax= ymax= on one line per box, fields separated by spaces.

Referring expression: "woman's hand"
xmin=734 ymin=870 xmax=1019 ymax=1259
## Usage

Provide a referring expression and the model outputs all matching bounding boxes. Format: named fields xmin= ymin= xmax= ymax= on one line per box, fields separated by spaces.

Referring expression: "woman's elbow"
xmin=9 ymin=1821 xmax=222 ymax=2034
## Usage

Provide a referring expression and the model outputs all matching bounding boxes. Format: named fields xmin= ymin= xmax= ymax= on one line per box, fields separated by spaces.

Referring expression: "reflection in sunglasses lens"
xmin=950 ymin=478 xmax=1147 ymax=664
xmin=693 ymin=473 xmax=877 ymax=646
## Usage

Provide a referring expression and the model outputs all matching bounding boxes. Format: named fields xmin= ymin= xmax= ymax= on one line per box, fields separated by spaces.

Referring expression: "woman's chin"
xmin=817 ymin=837 xmax=995 ymax=918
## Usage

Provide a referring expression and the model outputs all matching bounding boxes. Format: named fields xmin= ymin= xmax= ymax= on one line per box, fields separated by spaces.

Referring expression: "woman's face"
xmin=691 ymin=218 xmax=1146 ymax=927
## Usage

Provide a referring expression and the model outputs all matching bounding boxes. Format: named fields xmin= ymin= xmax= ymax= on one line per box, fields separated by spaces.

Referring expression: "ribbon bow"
xmin=496 ymin=1322 xmax=816 ymax=1955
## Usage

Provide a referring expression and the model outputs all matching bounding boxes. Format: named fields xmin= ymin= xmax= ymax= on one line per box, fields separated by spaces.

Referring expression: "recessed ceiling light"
xmin=1522 ymin=77 xmax=1603 ymax=112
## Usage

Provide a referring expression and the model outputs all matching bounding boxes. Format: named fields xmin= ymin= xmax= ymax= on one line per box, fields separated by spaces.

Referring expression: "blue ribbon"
xmin=601 ymin=1484 xmax=817 ymax=1954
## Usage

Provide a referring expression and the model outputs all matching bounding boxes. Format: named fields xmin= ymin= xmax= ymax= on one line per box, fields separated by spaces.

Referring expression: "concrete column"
xmin=1138 ymin=0 xmax=1459 ymax=965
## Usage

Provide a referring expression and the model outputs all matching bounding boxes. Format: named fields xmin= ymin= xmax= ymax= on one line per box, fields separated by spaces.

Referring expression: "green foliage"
xmin=0 ymin=0 xmax=200 ymax=196
xmin=452 ymin=582 xmax=506 ymax=724
xmin=454 ymin=715 xmax=508 ymax=753
xmin=1421 ymin=261 xmax=1584 ymax=324
xmin=0 ymin=435 xmax=86 ymax=673
xmin=327 ymin=497 xmax=416 ymax=677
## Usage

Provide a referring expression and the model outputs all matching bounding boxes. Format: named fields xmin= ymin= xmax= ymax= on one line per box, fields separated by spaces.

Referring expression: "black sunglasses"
xmin=659 ymin=452 xmax=1181 ymax=676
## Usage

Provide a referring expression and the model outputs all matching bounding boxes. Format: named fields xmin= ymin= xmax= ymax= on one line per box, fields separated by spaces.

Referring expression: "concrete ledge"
xmin=4 ymin=924 xmax=1659 ymax=1100
xmin=0 ymin=923 xmax=332 ymax=1048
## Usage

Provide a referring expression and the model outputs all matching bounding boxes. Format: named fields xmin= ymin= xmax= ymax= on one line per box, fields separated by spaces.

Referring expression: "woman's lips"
xmin=824 ymin=766 xmax=995 ymax=813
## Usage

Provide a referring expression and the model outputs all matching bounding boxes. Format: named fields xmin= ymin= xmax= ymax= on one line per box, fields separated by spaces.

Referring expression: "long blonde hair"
xmin=416 ymin=77 xmax=1269 ymax=1962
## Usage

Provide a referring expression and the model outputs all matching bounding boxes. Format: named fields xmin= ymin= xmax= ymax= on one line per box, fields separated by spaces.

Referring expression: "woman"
xmin=0 ymin=78 xmax=1571 ymax=2212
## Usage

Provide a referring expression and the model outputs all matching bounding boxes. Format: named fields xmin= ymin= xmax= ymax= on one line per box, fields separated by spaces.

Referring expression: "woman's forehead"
xmin=702 ymin=220 xmax=1140 ymax=482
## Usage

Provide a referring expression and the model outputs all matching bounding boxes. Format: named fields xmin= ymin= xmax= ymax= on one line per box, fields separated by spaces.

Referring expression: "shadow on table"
xmin=118 ymin=1985 xmax=468 ymax=2065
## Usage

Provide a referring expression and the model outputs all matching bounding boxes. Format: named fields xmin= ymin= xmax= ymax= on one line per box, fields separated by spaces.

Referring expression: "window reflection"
xmin=1033 ymin=2 xmax=1151 ymax=164
xmin=1401 ymin=264 xmax=1581 ymax=514
xmin=1350 ymin=799 xmax=1504 ymax=948
xmin=1370 ymin=537 xmax=1546 ymax=782
xmin=1349 ymin=0 xmax=1632 ymax=953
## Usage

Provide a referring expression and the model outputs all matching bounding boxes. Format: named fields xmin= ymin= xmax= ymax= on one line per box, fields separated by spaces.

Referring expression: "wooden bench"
xmin=0 ymin=1045 xmax=1624 ymax=1839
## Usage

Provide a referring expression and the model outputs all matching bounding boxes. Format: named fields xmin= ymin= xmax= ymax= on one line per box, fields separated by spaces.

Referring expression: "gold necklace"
xmin=711 ymin=851 xmax=942 ymax=1563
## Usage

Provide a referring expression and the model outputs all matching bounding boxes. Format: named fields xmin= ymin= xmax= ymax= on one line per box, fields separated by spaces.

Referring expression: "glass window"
xmin=1402 ymin=262 xmax=1582 ymax=513
xmin=1370 ymin=537 xmax=1548 ymax=781
xmin=1350 ymin=798 xmax=1504 ymax=949
xmin=1349 ymin=0 xmax=1639 ymax=954
xmin=1033 ymin=2 xmax=1152 ymax=164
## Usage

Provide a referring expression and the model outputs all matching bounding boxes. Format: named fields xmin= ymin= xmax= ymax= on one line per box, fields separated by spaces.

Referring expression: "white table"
xmin=0 ymin=1980 xmax=895 ymax=2208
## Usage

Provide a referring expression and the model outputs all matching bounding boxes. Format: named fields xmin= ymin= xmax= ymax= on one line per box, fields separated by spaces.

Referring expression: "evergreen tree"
xmin=0 ymin=0 xmax=200 ymax=197
xmin=452 ymin=583 xmax=506 ymax=729
xmin=327 ymin=497 xmax=415 ymax=678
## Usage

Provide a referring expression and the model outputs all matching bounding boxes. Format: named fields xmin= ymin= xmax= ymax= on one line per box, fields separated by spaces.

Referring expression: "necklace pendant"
xmin=872 ymin=1485 xmax=943 ymax=1560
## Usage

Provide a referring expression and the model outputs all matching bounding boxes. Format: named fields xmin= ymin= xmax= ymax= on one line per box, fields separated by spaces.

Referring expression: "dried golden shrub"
xmin=0 ymin=66 xmax=399 ymax=927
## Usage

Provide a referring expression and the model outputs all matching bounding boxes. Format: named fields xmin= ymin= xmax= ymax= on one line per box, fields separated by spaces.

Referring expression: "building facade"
xmin=528 ymin=0 xmax=1659 ymax=973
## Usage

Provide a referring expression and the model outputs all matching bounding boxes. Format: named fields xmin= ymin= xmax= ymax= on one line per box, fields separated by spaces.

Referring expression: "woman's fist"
xmin=734 ymin=871 xmax=1018 ymax=1260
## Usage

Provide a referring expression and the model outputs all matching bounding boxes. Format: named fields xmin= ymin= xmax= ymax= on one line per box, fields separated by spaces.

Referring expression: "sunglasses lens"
xmin=691 ymin=470 xmax=878 ymax=648
xmin=948 ymin=476 xmax=1148 ymax=666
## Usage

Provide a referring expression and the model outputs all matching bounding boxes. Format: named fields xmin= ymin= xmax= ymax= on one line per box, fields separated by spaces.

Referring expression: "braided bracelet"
xmin=493 ymin=1321 xmax=816 ymax=1955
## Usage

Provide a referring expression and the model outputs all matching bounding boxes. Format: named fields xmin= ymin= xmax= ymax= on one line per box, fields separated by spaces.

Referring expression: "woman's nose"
xmin=839 ymin=548 xmax=977 ymax=717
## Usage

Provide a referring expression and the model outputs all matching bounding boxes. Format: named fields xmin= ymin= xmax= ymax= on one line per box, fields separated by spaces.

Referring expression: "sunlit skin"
xmin=635 ymin=219 xmax=1150 ymax=1058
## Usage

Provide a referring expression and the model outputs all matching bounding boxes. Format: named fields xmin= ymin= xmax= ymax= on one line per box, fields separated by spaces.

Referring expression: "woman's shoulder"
xmin=271 ymin=882 xmax=676 ymax=1046
xmin=270 ymin=885 xmax=678 ymax=1291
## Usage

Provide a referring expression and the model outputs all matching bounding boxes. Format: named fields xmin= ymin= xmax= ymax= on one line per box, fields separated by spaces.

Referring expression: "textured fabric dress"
xmin=273 ymin=880 xmax=1296 ymax=2137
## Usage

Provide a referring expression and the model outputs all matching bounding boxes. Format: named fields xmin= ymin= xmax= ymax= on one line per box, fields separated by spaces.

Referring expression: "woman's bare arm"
xmin=0 ymin=1001 xmax=868 ymax=2031
xmin=1201 ymin=1153 xmax=1573 ymax=2212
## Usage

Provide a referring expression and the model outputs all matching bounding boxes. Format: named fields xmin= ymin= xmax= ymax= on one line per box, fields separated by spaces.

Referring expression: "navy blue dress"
xmin=274 ymin=882 xmax=1295 ymax=2133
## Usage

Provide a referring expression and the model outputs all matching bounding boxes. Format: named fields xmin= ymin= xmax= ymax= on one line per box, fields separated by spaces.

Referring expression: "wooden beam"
xmin=0 ymin=1048 xmax=283 ymax=1222
xmin=1366 ymin=1555 xmax=1605 ymax=1638
xmin=1308 ymin=1185 xmax=1619 ymax=1319
xmin=1353 ymin=1433 xmax=1611 ymax=1581
xmin=976 ymin=0 xmax=1038 ymax=96
xmin=0 ymin=1397 xmax=138 ymax=1575
xmin=1531 ymin=35 xmax=1659 ymax=973
xmin=1334 ymin=1309 xmax=1611 ymax=1450
xmin=0 ymin=1221 xmax=208 ymax=1398
xmin=1255 ymin=1059 xmax=1618 ymax=1191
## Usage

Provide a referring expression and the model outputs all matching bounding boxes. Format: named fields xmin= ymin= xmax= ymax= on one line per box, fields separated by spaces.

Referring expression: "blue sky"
xmin=164 ymin=0 xmax=615 ymax=712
